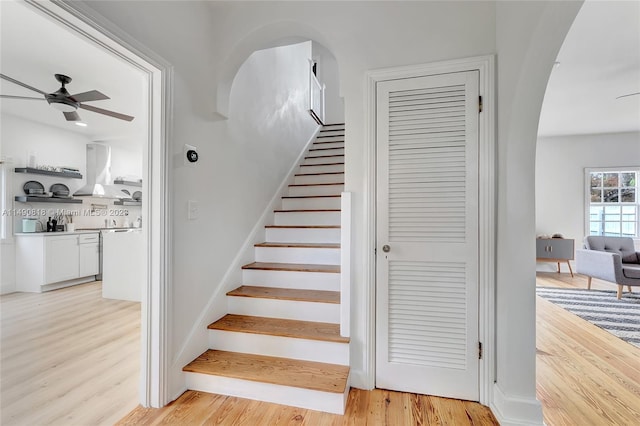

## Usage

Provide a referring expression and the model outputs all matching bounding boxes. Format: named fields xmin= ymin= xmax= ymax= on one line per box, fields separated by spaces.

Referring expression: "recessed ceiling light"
xmin=553 ymin=61 xmax=561 ymax=68
xmin=75 ymin=122 xmax=87 ymax=127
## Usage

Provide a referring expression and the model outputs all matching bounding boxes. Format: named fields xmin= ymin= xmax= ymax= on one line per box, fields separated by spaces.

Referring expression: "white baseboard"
xmin=491 ymin=383 xmax=544 ymax=426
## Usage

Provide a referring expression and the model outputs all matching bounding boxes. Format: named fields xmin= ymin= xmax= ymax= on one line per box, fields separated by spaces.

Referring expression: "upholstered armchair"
xmin=575 ymin=236 xmax=640 ymax=299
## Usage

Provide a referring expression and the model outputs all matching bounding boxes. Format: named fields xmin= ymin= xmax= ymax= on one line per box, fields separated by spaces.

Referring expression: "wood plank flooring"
xmin=116 ymin=388 xmax=498 ymax=425
xmin=536 ymin=272 xmax=640 ymax=425
xmin=0 ymin=282 xmax=140 ymax=426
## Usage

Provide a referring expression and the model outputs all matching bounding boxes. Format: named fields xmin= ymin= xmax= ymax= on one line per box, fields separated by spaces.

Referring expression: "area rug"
xmin=536 ymin=287 xmax=640 ymax=348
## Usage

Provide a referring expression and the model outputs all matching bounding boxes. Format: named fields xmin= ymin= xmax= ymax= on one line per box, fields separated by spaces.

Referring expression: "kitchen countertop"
xmin=14 ymin=230 xmax=102 ymax=236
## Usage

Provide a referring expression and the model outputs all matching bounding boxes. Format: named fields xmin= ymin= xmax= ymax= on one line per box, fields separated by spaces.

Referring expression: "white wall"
xmin=79 ymin=2 xmax=583 ymax=424
xmin=312 ymin=41 xmax=344 ymax=124
xmin=536 ymin=131 xmax=640 ymax=271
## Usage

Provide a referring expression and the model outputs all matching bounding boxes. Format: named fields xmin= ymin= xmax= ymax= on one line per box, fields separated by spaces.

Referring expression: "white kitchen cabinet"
xmin=45 ymin=235 xmax=81 ymax=284
xmin=16 ymin=232 xmax=100 ymax=292
xmin=79 ymin=234 xmax=100 ymax=277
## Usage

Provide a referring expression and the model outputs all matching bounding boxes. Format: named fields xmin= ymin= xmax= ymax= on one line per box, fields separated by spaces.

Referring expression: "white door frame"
xmin=27 ymin=0 xmax=173 ymax=407
xmin=364 ymin=55 xmax=495 ymax=405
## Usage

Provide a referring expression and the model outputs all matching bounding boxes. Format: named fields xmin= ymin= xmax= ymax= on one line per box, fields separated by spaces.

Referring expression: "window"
xmin=586 ymin=168 xmax=639 ymax=238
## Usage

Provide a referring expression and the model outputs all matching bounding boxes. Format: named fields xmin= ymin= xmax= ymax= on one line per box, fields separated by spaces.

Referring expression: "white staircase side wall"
xmin=208 ymin=330 xmax=349 ymax=365
xmin=184 ymin=372 xmax=349 ymax=415
xmin=242 ymin=269 xmax=340 ymax=291
xmin=282 ymin=196 xmax=342 ymax=210
xmin=274 ymin=210 xmax=341 ymax=226
xmin=254 ymin=246 xmax=340 ymax=264
xmin=288 ymin=184 xmax=344 ymax=197
xmin=303 ymin=156 xmax=345 ymax=166
xmin=227 ymin=296 xmax=340 ymax=323
xmin=294 ymin=173 xmax=344 ymax=185
xmin=265 ymin=227 xmax=341 ymax=243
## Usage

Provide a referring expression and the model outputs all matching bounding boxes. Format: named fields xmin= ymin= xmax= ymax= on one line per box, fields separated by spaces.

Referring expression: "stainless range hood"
xmin=74 ymin=143 xmax=126 ymax=198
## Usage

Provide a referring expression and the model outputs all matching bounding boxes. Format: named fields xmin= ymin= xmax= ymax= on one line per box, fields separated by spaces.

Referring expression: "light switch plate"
xmin=187 ymin=200 xmax=198 ymax=220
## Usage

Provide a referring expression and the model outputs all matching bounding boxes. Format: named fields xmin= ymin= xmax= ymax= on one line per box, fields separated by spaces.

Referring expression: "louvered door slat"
xmin=376 ymin=70 xmax=479 ymax=400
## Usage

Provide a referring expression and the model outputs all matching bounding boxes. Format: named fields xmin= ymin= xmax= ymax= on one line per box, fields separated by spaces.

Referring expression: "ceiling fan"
xmin=0 ymin=73 xmax=134 ymax=122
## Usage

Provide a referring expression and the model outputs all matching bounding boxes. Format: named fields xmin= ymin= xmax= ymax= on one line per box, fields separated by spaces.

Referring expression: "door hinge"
xmin=478 ymin=342 xmax=483 ymax=359
xmin=374 ymin=247 xmax=377 ymax=255
xmin=478 ymin=96 xmax=483 ymax=113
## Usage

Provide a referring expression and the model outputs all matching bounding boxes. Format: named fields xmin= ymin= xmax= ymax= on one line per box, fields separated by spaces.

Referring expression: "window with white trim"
xmin=586 ymin=168 xmax=639 ymax=238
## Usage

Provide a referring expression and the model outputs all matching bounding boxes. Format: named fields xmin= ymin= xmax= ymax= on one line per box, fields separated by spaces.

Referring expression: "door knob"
xmin=382 ymin=245 xmax=391 ymax=253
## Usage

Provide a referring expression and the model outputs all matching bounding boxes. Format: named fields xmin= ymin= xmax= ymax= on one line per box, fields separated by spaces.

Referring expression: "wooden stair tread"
xmin=208 ymin=314 xmax=349 ymax=343
xmin=255 ymin=242 xmax=340 ymax=249
xmin=309 ymin=146 xmax=344 ymax=151
xmin=282 ymin=195 xmax=341 ymax=199
xmin=274 ymin=209 xmax=340 ymax=213
xmin=321 ymin=123 xmax=345 ymax=127
xmin=227 ymin=286 xmax=340 ymax=304
xmin=242 ymin=262 xmax=340 ymax=273
xmin=295 ymin=171 xmax=344 ymax=176
xmin=183 ymin=350 xmax=349 ymax=393
xmin=289 ymin=183 xmax=344 ymax=187
xmin=265 ymin=225 xmax=340 ymax=229
xmin=300 ymin=162 xmax=344 ymax=167
xmin=304 ymin=154 xmax=344 ymax=159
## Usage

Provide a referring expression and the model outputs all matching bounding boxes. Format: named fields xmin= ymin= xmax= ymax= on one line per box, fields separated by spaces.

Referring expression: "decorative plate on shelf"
xmin=23 ymin=180 xmax=45 ymax=195
xmin=50 ymin=183 xmax=70 ymax=197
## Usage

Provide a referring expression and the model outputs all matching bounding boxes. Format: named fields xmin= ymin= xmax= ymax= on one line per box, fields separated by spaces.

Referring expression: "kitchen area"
xmin=1 ymin=119 xmax=146 ymax=303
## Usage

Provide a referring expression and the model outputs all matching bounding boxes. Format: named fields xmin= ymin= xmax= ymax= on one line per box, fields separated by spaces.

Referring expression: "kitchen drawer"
xmin=79 ymin=233 xmax=99 ymax=244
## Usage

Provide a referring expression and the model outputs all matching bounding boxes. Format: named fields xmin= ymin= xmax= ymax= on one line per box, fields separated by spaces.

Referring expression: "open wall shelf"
xmin=15 ymin=196 xmax=83 ymax=204
xmin=15 ymin=167 xmax=82 ymax=179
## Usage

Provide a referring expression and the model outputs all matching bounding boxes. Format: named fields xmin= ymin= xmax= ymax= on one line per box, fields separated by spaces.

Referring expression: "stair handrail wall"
xmin=308 ymin=59 xmax=325 ymax=125
xmin=340 ymin=191 xmax=352 ymax=337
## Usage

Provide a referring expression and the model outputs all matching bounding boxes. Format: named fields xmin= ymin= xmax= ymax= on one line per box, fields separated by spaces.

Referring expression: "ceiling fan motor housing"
xmin=46 ymin=75 xmax=79 ymax=112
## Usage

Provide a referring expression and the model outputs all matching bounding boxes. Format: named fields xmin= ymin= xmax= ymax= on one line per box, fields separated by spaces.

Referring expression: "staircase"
xmin=183 ymin=124 xmax=349 ymax=414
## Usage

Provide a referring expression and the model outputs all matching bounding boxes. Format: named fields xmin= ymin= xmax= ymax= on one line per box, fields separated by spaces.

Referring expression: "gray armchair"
xmin=575 ymin=236 xmax=640 ymax=299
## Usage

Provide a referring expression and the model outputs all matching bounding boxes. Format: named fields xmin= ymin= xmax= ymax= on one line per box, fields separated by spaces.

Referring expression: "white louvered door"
xmin=375 ymin=71 xmax=480 ymax=401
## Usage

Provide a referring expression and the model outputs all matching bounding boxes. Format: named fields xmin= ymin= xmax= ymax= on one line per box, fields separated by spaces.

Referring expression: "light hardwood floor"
xmin=2 ymin=274 xmax=638 ymax=425
xmin=536 ymin=272 xmax=640 ymax=425
xmin=0 ymin=281 xmax=140 ymax=426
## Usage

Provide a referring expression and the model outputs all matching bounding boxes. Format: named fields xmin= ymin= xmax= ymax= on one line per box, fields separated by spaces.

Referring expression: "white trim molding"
xmin=35 ymin=0 xmax=173 ymax=408
xmin=492 ymin=383 xmax=545 ymax=426
xmin=364 ymin=55 xmax=496 ymax=405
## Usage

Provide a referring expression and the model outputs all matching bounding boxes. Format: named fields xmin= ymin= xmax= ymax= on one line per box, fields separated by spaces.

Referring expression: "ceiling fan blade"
xmin=0 ymin=95 xmax=44 ymax=101
xmin=0 ymin=73 xmax=48 ymax=96
xmin=79 ymin=103 xmax=134 ymax=121
xmin=71 ymin=90 xmax=110 ymax=103
xmin=63 ymin=111 xmax=81 ymax=121
xmin=616 ymin=92 xmax=640 ymax=99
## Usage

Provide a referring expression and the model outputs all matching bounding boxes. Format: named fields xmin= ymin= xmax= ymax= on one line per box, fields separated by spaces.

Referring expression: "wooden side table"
xmin=536 ymin=238 xmax=574 ymax=277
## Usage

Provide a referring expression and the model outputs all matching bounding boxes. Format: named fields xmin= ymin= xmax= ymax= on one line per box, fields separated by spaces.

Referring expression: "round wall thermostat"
xmin=186 ymin=149 xmax=199 ymax=163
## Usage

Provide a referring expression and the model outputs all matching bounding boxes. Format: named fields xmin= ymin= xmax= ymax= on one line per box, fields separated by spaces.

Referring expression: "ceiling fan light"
xmin=50 ymin=101 xmax=77 ymax=112
xmin=75 ymin=122 xmax=87 ymax=127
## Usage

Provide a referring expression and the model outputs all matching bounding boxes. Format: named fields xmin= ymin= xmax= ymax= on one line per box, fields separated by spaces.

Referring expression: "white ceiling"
xmin=0 ymin=0 xmax=147 ymax=143
xmin=538 ymin=0 xmax=640 ymax=137
xmin=1 ymin=1 xmax=637 ymax=141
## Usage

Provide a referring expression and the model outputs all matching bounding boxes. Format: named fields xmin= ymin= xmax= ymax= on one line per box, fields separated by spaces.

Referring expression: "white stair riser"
xmin=307 ymin=148 xmax=344 ymax=158
xmin=288 ymin=184 xmax=344 ymax=197
xmin=316 ymin=134 xmax=345 ymax=140
xmin=227 ymin=296 xmax=339 ymax=323
xmin=282 ymin=196 xmax=341 ymax=210
xmin=255 ymin=246 xmax=340 ymax=265
xmin=275 ymin=211 xmax=340 ymax=226
xmin=208 ymin=330 xmax=349 ymax=365
xmin=303 ymin=156 xmax=344 ymax=166
xmin=265 ymin=227 xmax=341 ymax=243
xmin=184 ymin=373 xmax=348 ymax=415
xmin=242 ymin=269 xmax=340 ymax=291
xmin=309 ymin=141 xmax=344 ymax=149
xmin=294 ymin=173 xmax=344 ymax=185
xmin=299 ymin=164 xmax=344 ymax=174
